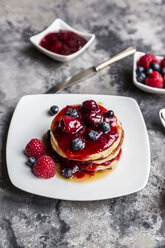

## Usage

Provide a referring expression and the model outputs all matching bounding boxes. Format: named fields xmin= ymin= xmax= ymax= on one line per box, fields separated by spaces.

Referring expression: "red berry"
xmin=88 ymin=112 xmax=102 ymax=126
xmin=60 ymin=116 xmax=82 ymax=133
xmin=82 ymin=100 xmax=99 ymax=112
xmin=33 ymin=155 xmax=56 ymax=178
xmin=137 ymin=54 xmax=158 ymax=68
xmin=145 ymin=71 xmax=163 ymax=88
xmin=161 ymin=57 xmax=165 ymax=68
xmin=25 ymin=139 xmax=45 ymax=159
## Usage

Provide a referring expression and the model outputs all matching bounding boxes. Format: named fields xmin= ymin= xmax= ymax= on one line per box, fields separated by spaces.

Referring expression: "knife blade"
xmin=46 ymin=66 xmax=96 ymax=94
xmin=46 ymin=46 xmax=136 ymax=94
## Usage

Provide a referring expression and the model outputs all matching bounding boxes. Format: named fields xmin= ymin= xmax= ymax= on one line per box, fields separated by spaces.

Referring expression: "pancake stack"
xmin=50 ymin=100 xmax=124 ymax=177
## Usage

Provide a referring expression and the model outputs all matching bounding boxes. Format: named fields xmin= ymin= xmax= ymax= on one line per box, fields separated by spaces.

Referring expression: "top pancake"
xmin=50 ymin=101 xmax=124 ymax=161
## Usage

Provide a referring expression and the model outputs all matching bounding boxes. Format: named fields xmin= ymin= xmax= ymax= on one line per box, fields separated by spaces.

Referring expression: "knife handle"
xmin=95 ymin=47 xmax=136 ymax=71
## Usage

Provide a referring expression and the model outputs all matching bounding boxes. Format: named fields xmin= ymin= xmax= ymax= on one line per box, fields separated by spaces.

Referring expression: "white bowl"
xmin=133 ymin=51 xmax=165 ymax=94
xmin=30 ymin=18 xmax=95 ymax=62
xmin=159 ymin=108 xmax=165 ymax=128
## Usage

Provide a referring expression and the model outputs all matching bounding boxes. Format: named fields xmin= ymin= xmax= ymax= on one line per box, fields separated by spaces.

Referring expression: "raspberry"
xmin=145 ymin=71 xmax=163 ymax=88
xmin=161 ymin=57 xmax=165 ymax=68
xmin=33 ymin=155 xmax=56 ymax=178
xmin=25 ymin=139 xmax=45 ymax=159
xmin=137 ymin=54 xmax=158 ymax=68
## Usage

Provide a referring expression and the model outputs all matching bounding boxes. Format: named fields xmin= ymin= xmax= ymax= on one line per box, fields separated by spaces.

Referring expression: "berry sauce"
xmin=57 ymin=148 xmax=122 ymax=177
xmin=43 ymin=133 xmax=122 ymax=181
xmin=51 ymin=104 xmax=120 ymax=161
xmin=39 ymin=30 xmax=87 ymax=55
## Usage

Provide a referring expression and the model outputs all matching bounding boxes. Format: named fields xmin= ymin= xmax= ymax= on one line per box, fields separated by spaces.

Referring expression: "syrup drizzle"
xmin=43 ymin=133 xmax=121 ymax=182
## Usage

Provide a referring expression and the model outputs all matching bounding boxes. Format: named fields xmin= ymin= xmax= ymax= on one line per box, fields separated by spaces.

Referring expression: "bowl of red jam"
xmin=30 ymin=18 xmax=95 ymax=62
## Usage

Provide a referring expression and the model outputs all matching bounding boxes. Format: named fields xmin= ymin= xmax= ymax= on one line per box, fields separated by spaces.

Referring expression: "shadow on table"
xmin=152 ymin=120 xmax=165 ymax=133
xmin=21 ymin=44 xmax=62 ymax=70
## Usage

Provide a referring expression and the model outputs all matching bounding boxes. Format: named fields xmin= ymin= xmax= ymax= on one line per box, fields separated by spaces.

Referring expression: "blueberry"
xmin=160 ymin=67 xmax=165 ymax=75
xmin=136 ymin=66 xmax=144 ymax=74
xmin=136 ymin=72 xmax=146 ymax=83
xmin=88 ymin=130 xmax=100 ymax=141
xmin=99 ymin=122 xmax=110 ymax=132
xmin=26 ymin=157 xmax=36 ymax=167
xmin=71 ymin=138 xmax=85 ymax=151
xmin=150 ymin=62 xmax=160 ymax=71
xmin=62 ymin=168 xmax=73 ymax=178
xmin=105 ymin=110 xmax=114 ymax=118
xmin=66 ymin=108 xmax=79 ymax=118
xmin=49 ymin=105 xmax=59 ymax=115
xmin=145 ymin=68 xmax=153 ymax=76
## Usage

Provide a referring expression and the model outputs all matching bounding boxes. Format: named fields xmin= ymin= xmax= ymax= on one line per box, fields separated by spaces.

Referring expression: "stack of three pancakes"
xmin=50 ymin=100 xmax=124 ymax=174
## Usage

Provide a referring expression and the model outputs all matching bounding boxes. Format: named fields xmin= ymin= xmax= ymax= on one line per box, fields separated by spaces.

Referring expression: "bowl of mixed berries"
xmin=133 ymin=52 xmax=165 ymax=94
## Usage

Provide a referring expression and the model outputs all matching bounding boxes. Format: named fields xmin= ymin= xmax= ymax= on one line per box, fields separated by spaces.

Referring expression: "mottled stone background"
xmin=0 ymin=0 xmax=165 ymax=247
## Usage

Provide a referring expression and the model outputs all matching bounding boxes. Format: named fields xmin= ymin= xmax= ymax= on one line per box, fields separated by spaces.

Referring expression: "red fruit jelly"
xmin=39 ymin=30 xmax=87 ymax=55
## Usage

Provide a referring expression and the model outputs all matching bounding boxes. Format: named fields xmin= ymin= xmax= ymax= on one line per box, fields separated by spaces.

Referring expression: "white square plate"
xmin=133 ymin=51 xmax=165 ymax=94
xmin=6 ymin=94 xmax=150 ymax=201
xmin=30 ymin=18 xmax=95 ymax=62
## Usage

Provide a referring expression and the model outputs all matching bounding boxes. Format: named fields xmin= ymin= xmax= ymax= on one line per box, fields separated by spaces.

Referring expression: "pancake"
xmin=51 ymin=147 xmax=122 ymax=173
xmin=50 ymin=100 xmax=124 ymax=177
xmin=51 ymin=118 xmax=123 ymax=161
xmin=87 ymin=130 xmax=124 ymax=165
xmin=79 ymin=148 xmax=122 ymax=172
xmin=50 ymin=104 xmax=123 ymax=161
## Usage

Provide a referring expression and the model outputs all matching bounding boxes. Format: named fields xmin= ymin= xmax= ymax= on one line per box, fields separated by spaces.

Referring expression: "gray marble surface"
xmin=0 ymin=0 xmax=165 ymax=247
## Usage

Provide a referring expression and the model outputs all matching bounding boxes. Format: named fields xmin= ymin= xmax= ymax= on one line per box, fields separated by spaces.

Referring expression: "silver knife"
xmin=46 ymin=46 xmax=136 ymax=94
